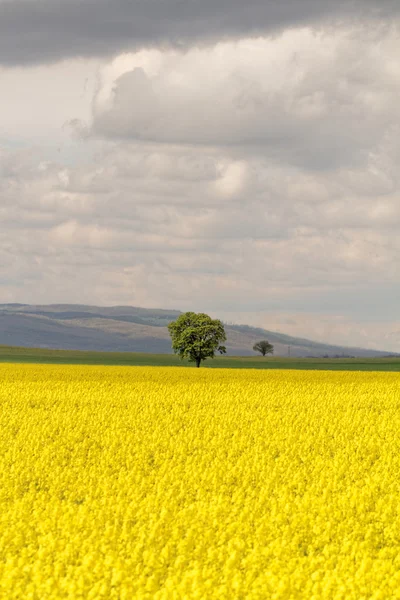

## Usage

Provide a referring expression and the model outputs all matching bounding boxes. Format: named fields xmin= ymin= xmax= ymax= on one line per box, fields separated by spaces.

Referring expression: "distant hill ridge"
xmin=0 ymin=304 xmax=392 ymax=357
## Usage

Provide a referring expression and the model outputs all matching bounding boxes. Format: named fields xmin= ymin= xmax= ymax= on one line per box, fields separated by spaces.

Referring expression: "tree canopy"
xmin=167 ymin=312 xmax=227 ymax=367
xmin=253 ymin=340 xmax=274 ymax=356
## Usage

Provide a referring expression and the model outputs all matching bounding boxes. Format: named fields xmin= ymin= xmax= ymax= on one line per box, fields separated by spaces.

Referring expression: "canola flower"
xmin=0 ymin=363 xmax=399 ymax=599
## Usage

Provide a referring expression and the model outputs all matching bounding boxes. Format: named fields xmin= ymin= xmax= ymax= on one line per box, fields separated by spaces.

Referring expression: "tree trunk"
xmin=196 ymin=357 xmax=201 ymax=368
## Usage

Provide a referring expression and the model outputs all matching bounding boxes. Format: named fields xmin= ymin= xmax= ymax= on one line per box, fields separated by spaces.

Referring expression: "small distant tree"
xmin=253 ymin=340 xmax=274 ymax=356
xmin=168 ymin=312 xmax=227 ymax=367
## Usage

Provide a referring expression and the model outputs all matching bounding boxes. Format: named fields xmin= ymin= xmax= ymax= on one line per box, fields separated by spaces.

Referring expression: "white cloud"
xmin=214 ymin=161 xmax=252 ymax=200
xmin=92 ymin=26 xmax=400 ymax=170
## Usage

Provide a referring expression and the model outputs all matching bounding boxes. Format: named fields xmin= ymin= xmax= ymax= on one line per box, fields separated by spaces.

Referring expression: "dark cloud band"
xmin=0 ymin=0 xmax=397 ymax=66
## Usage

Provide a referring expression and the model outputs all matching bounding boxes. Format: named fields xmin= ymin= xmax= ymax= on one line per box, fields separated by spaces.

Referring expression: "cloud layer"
xmin=1 ymin=137 xmax=399 ymax=349
xmin=0 ymin=0 xmax=398 ymax=66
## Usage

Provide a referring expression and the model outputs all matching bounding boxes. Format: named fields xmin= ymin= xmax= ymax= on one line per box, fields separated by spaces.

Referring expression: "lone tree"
xmin=168 ymin=312 xmax=227 ymax=368
xmin=253 ymin=340 xmax=274 ymax=356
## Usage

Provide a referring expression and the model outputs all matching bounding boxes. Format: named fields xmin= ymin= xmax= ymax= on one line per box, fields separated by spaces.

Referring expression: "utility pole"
xmin=288 ymin=345 xmax=291 ymax=357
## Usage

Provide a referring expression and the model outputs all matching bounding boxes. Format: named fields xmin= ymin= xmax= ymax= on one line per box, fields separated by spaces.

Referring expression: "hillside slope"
xmin=0 ymin=304 xmax=391 ymax=357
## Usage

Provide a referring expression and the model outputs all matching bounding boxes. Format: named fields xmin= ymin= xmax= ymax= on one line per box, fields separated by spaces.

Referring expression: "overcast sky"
xmin=1 ymin=0 xmax=399 ymax=351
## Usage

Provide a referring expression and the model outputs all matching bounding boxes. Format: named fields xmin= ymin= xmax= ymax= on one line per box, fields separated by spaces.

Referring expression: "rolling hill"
xmin=0 ymin=304 xmax=392 ymax=357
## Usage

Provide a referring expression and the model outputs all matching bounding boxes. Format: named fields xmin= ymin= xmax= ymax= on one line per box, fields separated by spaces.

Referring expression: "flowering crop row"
xmin=0 ymin=364 xmax=399 ymax=599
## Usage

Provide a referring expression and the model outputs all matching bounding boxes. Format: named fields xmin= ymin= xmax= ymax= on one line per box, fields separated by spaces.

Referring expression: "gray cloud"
xmin=0 ymin=0 xmax=398 ymax=66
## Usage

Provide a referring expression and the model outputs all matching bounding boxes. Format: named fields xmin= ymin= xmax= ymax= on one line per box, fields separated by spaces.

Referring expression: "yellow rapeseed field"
xmin=0 ymin=363 xmax=399 ymax=599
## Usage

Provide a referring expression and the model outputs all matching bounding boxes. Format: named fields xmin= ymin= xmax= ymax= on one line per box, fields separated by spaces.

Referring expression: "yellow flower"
xmin=0 ymin=363 xmax=399 ymax=598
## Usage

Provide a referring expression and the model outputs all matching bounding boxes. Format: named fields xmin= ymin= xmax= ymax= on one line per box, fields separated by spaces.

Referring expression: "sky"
xmin=0 ymin=0 xmax=399 ymax=352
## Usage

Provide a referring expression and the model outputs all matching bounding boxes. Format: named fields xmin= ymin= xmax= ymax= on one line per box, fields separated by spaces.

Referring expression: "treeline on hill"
xmin=0 ymin=304 xmax=393 ymax=359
